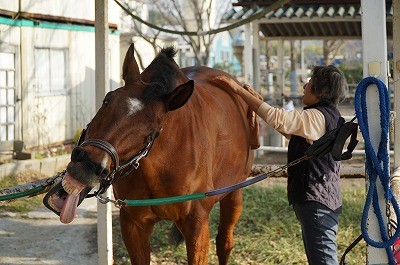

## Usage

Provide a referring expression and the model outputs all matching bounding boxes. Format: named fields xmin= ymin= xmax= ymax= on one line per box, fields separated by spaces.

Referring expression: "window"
xmin=34 ymin=48 xmax=68 ymax=95
xmin=220 ymin=50 xmax=230 ymax=61
xmin=0 ymin=52 xmax=15 ymax=141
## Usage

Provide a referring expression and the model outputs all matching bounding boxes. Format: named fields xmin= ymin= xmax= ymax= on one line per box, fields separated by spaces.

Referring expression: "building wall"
xmin=0 ymin=0 xmax=18 ymax=11
xmin=210 ymin=31 xmax=242 ymax=77
xmin=0 ymin=0 xmax=119 ymax=23
xmin=0 ymin=1 xmax=121 ymax=149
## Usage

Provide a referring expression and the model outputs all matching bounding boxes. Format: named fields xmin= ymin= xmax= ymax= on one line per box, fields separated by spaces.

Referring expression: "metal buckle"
xmin=95 ymin=194 xmax=125 ymax=208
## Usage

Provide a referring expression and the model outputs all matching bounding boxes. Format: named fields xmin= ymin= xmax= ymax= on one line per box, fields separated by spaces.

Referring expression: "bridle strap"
xmin=77 ymin=130 xmax=160 ymax=196
xmin=80 ymin=139 xmax=120 ymax=169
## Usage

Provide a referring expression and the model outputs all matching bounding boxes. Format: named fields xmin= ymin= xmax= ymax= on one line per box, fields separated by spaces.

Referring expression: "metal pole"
xmin=95 ymin=0 xmax=113 ymax=264
xmin=252 ymin=21 xmax=260 ymax=92
xmin=244 ymin=23 xmax=253 ymax=85
xmin=361 ymin=1 xmax=389 ymax=264
xmin=277 ymin=38 xmax=284 ymax=101
xmin=391 ymin=0 xmax=400 ymax=245
xmin=393 ymin=1 xmax=400 ymax=177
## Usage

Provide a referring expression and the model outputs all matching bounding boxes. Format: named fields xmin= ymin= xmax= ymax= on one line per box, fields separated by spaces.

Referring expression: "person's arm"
xmin=213 ymin=76 xmax=263 ymax=113
xmin=257 ymin=102 xmax=326 ymax=142
xmin=236 ymin=84 xmax=264 ymax=113
xmin=213 ymin=76 xmax=326 ymax=142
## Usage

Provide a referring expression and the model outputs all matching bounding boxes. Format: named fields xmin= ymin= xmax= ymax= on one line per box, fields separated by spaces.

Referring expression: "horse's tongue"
xmin=60 ymin=193 xmax=79 ymax=224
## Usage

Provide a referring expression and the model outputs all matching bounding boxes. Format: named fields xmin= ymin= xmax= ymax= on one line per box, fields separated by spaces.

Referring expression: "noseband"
xmin=77 ymin=126 xmax=159 ymax=195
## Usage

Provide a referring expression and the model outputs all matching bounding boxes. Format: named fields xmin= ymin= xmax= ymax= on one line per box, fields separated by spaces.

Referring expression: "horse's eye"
xmin=102 ymin=94 xmax=112 ymax=107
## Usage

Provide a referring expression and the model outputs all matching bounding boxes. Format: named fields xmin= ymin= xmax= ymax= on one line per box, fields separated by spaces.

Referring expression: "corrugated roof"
xmin=224 ymin=3 xmax=393 ymax=39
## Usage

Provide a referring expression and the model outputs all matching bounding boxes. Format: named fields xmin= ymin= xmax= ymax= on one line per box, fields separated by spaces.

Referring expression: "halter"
xmin=76 ymin=126 xmax=159 ymax=196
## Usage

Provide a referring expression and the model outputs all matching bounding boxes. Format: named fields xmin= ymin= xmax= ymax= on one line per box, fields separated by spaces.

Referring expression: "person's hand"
xmin=213 ymin=76 xmax=242 ymax=94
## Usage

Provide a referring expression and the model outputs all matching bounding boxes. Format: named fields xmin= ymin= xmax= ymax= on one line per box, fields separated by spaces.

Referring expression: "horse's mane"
xmin=142 ymin=46 xmax=179 ymax=103
xmin=160 ymin=46 xmax=178 ymax=59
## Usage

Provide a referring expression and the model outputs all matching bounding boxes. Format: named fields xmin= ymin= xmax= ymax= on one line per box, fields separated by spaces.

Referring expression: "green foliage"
xmin=73 ymin=128 xmax=83 ymax=144
xmin=338 ymin=64 xmax=363 ymax=86
xmin=113 ymin=181 xmax=366 ymax=264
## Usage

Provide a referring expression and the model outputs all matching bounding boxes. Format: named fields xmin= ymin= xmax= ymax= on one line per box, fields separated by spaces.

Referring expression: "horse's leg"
xmin=177 ymin=209 xmax=211 ymax=265
xmin=216 ymin=189 xmax=243 ymax=265
xmin=119 ymin=208 xmax=155 ymax=265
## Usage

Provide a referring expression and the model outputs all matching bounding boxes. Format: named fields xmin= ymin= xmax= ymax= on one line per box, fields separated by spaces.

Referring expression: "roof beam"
xmin=265 ymin=24 xmax=279 ymax=36
xmin=261 ymin=35 xmax=360 ymax=40
xmin=326 ymin=21 xmax=337 ymax=35
xmin=291 ymin=22 xmax=303 ymax=36
xmin=316 ymin=21 xmax=328 ymax=36
xmin=257 ymin=17 xmax=361 ymax=24
xmin=233 ymin=0 xmax=362 ymax=7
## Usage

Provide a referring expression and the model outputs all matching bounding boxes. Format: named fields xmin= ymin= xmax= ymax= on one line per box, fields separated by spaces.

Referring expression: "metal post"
xmin=289 ymin=40 xmax=297 ymax=97
xmin=393 ymin=0 xmax=400 ymax=176
xmin=275 ymin=38 xmax=284 ymax=147
xmin=252 ymin=21 xmax=260 ymax=92
xmin=277 ymin=38 xmax=285 ymax=100
xmin=244 ymin=23 xmax=253 ymax=85
xmin=391 ymin=0 xmax=400 ymax=242
xmin=95 ymin=0 xmax=113 ymax=264
xmin=361 ymin=1 xmax=389 ymax=264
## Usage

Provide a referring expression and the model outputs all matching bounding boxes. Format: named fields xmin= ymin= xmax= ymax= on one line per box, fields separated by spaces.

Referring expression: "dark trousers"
xmin=293 ymin=201 xmax=340 ymax=265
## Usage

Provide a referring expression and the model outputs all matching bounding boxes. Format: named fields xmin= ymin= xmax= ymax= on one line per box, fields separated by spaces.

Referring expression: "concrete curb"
xmin=0 ymin=154 xmax=70 ymax=178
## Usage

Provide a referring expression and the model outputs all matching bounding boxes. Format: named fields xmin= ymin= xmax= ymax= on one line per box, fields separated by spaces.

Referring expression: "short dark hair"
xmin=310 ymin=65 xmax=348 ymax=106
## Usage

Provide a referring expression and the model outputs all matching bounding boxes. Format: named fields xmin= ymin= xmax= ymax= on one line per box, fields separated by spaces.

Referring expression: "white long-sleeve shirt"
xmin=256 ymin=102 xmax=326 ymax=143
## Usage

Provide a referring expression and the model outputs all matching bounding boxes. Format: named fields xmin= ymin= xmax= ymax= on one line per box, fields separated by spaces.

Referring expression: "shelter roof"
xmin=224 ymin=0 xmax=393 ymax=39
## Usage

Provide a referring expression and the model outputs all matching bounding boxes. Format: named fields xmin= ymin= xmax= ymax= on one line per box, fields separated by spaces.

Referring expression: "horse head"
xmin=43 ymin=44 xmax=194 ymax=223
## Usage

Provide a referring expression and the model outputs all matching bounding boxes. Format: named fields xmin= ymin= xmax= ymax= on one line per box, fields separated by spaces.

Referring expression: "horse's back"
xmin=182 ymin=66 xmax=239 ymax=91
xmin=177 ymin=66 xmax=257 ymax=186
xmin=182 ymin=66 xmax=257 ymax=146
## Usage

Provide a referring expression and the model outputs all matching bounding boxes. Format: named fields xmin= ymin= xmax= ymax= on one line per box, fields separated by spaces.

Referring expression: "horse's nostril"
xmin=72 ymin=147 xmax=87 ymax=162
xmin=97 ymin=167 xmax=110 ymax=177
xmin=103 ymin=168 xmax=110 ymax=176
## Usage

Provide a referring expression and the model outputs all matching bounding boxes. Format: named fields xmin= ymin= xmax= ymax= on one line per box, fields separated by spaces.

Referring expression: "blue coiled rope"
xmin=355 ymin=76 xmax=400 ymax=264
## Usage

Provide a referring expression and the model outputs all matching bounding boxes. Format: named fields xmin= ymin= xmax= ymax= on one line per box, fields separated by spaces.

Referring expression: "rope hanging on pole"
xmin=355 ymin=76 xmax=400 ymax=265
xmin=114 ymin=0 xmax=290 ymax=36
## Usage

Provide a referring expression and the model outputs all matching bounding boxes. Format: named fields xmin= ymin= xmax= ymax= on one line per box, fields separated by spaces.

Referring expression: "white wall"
xmin=0 ymin=0 xmax=18 ymax=12
xmin=0 ymin=0 xmax=121 ymax=148
xmin=18 ymin=0 xmax=119 ymax=24
xmin=19 ymin=27 xmax=120 ymax=148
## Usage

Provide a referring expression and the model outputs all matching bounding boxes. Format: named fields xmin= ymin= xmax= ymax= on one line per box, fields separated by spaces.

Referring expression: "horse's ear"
xmin=122 ymin=43 xmax=140 ymax=84
xmin=165 ymin=80 xmax=194 ymax=111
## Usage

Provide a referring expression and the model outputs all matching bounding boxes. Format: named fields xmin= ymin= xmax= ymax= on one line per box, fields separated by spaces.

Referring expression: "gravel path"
xmin=0 ymin=197 xmax=99 ymax=265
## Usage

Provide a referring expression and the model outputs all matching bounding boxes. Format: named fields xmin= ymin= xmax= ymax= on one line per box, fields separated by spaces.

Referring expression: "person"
xmin=283 ymin=95 xmax=295 ymax=110
xmin=214 ymin=65 xmax=348 ymax=265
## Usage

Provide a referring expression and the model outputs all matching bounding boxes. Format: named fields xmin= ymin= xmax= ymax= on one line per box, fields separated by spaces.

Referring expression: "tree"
xmin=120 ymin=0 xmax=168 ymax=70
xmin=120 ymin=0 xmax=231 ymax=66
xmin=322 ymin=39 xmax=344 ymax=65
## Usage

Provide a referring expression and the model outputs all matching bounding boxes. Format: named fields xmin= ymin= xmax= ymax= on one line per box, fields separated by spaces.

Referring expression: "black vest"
xmin=287 ymin=103 xmax=342 ymax=211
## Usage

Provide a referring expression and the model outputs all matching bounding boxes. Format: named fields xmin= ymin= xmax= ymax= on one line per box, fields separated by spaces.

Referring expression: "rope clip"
xmin=95 ymin=194 xmax=125 ymax=208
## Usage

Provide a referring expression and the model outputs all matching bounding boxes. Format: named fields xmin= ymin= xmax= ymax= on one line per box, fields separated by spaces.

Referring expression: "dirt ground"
xmin=0 ymin=179 xmax=365 ymax=265
xmin=0 ymin=173 xmax=365 ymax=265
xmin=0 ymin=197 xmax=100 ymax=265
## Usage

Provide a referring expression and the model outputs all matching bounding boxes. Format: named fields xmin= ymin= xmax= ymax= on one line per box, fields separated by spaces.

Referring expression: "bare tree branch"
xmin=118 ymin=0 xmax=291 ymax=65
xmin=323 ymin=40 xmax=344 ymax=65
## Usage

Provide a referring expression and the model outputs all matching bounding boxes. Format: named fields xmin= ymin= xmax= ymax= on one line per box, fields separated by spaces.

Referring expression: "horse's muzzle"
xmin=43 ymin=161 xmax=98 ymax=224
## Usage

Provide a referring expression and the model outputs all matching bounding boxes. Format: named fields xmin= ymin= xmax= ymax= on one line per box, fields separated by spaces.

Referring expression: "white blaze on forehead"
xmin=127 ymin=98 xmax=144 ymax=116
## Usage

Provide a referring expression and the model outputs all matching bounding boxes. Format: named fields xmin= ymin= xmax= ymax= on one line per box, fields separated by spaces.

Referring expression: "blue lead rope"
xmin=355 ymin=76 xmax=400 ymax=264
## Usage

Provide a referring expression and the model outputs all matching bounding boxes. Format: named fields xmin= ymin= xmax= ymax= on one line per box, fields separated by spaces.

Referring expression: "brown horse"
xmin=43 ymin=44 xmax=259 ymax=264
